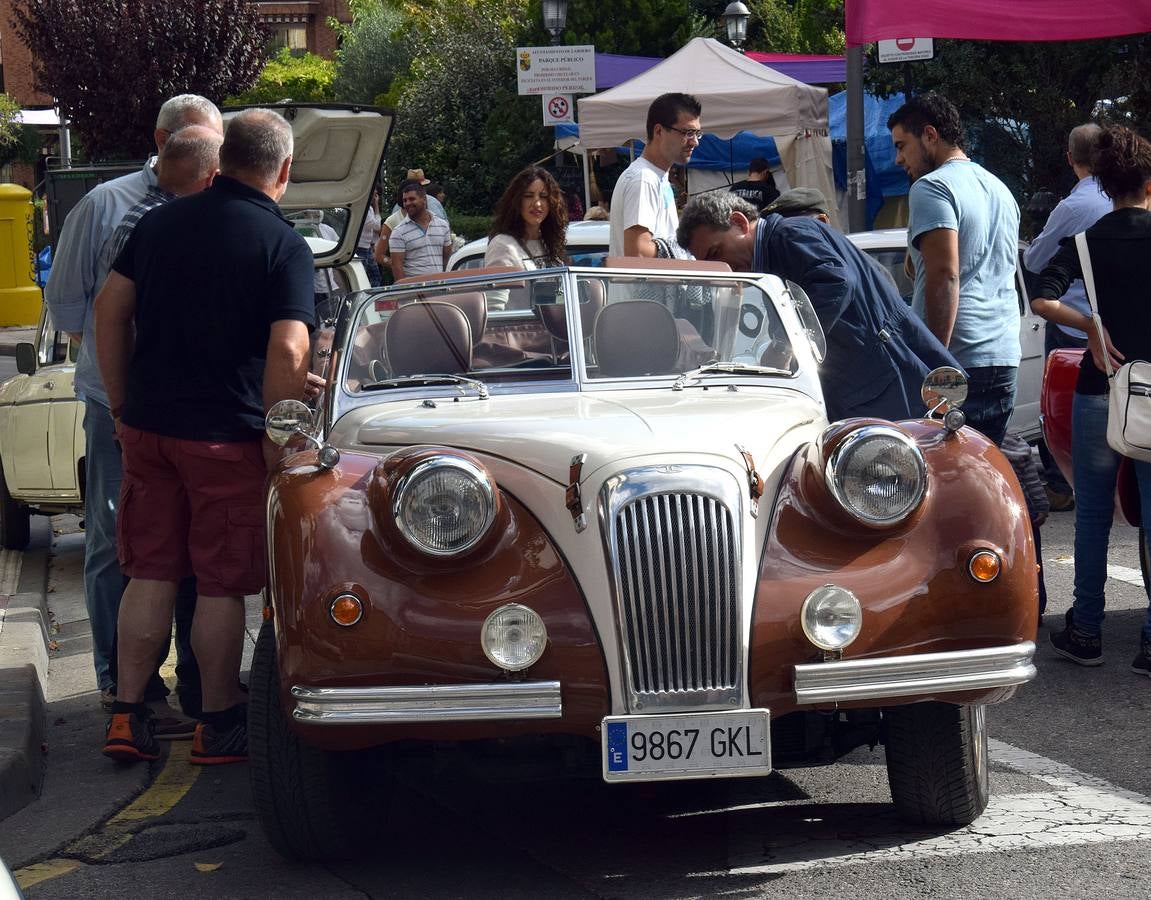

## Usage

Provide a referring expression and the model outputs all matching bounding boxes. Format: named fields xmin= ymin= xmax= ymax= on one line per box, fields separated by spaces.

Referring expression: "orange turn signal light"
xmin=330 ymin=594 xmax=364 ymax=627
xmin=968 ymin=550 xmax=1001 ymax=583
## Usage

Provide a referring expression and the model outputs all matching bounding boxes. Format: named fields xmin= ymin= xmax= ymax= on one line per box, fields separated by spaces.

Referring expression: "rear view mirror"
xmin=15 ymin=342 xmax=36 ymax=375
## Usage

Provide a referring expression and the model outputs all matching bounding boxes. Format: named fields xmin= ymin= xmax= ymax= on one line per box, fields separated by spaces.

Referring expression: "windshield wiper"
xmin=672 ymin=362 xmax=792 ymax=392
xmin=361 ymin=373 xmax=490 ymax=399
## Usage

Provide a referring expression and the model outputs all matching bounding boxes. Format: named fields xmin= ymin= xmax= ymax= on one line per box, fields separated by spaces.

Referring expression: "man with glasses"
xmin=608 ymin=92 xmax=702 ymax=259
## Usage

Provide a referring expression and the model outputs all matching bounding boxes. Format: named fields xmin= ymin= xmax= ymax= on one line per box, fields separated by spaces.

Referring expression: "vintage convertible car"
xmin=251 ymin=258 xmax=1039 ymax=861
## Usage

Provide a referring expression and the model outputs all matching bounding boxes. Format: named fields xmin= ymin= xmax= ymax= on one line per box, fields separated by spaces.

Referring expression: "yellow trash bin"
xmin=0 ymin=184 xmax=43 ymax=326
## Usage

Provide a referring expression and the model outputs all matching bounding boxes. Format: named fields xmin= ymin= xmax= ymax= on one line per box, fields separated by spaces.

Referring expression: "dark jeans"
xmin=1038 ymin=322 xmax=1088 ymax=493
xmin=962 ymin=365 xmax=1017 ymax=447
xmin=355 ymin=247 xmax=383 ymax=287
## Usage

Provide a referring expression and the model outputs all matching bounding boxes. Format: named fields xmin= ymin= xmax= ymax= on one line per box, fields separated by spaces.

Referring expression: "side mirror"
xmin=265 ymin=399 xmax=340 ymax=470
xmin=15 ymin=342 xmax=36 ymax=376
xmin=921 ymin=366 xmax=968 ymax=432
xmin=265 ymin=399 xmax=314 ymax=446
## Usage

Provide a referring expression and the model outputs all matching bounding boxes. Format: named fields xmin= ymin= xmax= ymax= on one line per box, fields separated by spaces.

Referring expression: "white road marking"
xmin=723 ymin=738 xmax=1151 ymax=875
xmin=1052 ymin=556 xmax=1144 ymax=588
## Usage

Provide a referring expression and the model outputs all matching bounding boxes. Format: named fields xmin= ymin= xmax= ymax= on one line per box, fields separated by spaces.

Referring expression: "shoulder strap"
xmin=1075 ymin=231 xmax=1114 ymax=378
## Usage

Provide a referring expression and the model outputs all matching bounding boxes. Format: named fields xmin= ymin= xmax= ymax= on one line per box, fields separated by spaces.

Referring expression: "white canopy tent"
xmin=576 ymin=38 xmax=838 ymax=227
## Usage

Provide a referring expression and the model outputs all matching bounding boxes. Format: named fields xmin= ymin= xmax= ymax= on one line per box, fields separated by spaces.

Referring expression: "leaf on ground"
xmin=194 ymin=862 xmax=223 ymax=873
xmin=47 ymin=640 xmax=59 ymax=652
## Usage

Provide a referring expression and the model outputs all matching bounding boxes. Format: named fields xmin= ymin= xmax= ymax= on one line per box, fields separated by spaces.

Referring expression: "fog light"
xmin=481 ymin=604 xmax=547 ymax=671
xmin=801 ymin=585 xmax=862 ymax=651
xmin=968 ymin=550 xmax=1001 ymax=583
xmin=330 ymin=593 xmax=363 ymax=626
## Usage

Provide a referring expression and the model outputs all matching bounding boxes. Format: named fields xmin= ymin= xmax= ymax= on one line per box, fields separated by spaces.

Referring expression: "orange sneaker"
xmin=190 ymin=720 xmax=248 ymax=766
xmin=102 ymin=711 xmax=160 ymax=762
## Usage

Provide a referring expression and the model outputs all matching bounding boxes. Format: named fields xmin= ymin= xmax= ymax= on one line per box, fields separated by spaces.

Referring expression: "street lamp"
xmin=543 ymin=0 xmax=569 ymax=45
xmin=722 ymin=1 xmax=751 ymax=52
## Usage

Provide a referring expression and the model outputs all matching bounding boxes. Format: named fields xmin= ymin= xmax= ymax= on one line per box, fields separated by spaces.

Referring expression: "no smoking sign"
xmin=542 ymin=93 xmax=574 ymax=125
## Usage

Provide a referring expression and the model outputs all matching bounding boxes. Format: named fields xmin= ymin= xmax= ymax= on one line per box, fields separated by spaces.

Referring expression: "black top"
xmin=1036 ymin=207 xmax=1151 ymax=395
xmin=113 ymin=175 xmax=315 ymax=440
xmin=729 ymin=177 xmax=780 ymax=211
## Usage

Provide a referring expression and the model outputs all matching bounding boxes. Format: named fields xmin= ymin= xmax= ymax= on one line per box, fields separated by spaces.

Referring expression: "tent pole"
xmin=582 ymin=149 xmax=592 ymax=215
xmin=846 ymin=45 xmax=867 ymax=232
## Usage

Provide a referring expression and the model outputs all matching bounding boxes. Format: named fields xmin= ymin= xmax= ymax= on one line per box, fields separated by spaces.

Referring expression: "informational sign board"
xmin=877 ymin=38 xmax=935 ymax=63
xmin=516 ymin=45 xmax=596 ymax=96
xmin=542 ymin=94 xmax=574 ymax=125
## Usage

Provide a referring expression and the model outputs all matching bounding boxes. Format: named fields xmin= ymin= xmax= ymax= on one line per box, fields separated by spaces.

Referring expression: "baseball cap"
xmin=764 ymin=187 xmax=830 ymax=217
xmin=406 ymin=168 xmax=432 ymax=186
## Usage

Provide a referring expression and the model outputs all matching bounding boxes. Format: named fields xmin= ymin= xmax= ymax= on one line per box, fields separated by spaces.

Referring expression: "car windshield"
xmin=343 ymin=275 xmax=574 ymax=393
xmin=575 ymin=274 xmax=797 ymax=381
xmin=342 ymin=271 xmax=797 ymax=394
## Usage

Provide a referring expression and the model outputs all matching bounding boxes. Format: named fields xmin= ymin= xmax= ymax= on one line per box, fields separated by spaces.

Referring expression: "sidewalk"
xmin=0 ymin=518 xmax=51 ymax=820
xmin=0 ymin=325 xmax=37 ymax=358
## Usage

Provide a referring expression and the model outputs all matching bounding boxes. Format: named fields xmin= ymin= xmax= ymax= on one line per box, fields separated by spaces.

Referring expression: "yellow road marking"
xmin=109 ymin=741 xmax=200 ymax=824
xmin=14 ymin=732 xmax=201 ymax=886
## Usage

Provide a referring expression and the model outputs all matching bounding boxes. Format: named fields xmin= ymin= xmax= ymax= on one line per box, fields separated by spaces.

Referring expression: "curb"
xmin=0 ymin=518 xmax=52 ymax=821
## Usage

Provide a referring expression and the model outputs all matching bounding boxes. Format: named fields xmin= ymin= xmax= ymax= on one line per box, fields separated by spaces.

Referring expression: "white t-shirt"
xmin=483 ymin=234 xmax=553 ymax=311
xmin=608 ymin=156 xmax=679 ymax=257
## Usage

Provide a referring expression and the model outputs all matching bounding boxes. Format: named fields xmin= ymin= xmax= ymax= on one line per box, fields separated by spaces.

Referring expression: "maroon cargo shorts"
xmin=116 ymin=425 xmax=267 ymax=597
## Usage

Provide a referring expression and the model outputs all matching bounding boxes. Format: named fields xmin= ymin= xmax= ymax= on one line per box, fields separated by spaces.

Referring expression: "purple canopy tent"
xmin=594 ymin=51 xmax=845 ymax=90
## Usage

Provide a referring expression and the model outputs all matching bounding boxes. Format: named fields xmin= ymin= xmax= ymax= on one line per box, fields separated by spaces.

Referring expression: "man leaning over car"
xmin=94 ymin=109 xmax=315 ymax=766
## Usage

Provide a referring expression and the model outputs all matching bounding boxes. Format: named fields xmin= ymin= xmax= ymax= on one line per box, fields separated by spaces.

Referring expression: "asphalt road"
xmin=2 ymin=505 xmax=1149 ymax=899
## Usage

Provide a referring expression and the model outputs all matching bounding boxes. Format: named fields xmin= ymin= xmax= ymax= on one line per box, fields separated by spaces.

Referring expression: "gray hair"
xmin=676 ymin=191 xmax=759 ymax=249
xmin=156 ymin=94 xmax=222 ymax=133
xmin=158 ymin=125 xmax=222 ymax=191
xmin=220 ymin=108 xmax=294 ymax=183
xmin=1068 ymin=123 xmax=1102 ymax=169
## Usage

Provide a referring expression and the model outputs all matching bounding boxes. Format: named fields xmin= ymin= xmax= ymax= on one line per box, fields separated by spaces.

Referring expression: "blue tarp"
xmin=829 ymin=89 xmax=909 ymax=202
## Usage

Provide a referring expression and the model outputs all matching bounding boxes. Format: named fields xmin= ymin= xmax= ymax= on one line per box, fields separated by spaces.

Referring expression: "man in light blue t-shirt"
xmin=889 ymin=93 xmax=1021 ymax=446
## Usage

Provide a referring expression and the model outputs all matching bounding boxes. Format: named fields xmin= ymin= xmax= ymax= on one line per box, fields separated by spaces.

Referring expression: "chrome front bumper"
xmin=290 ymin=681 xmax=563 ymax=724
xmin=792 ymin=641 xmax=1036 ymax=704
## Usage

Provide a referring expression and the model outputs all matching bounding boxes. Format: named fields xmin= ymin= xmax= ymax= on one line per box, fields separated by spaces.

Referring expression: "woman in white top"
xmin=484 ymin=166 xmax=568 ymax=310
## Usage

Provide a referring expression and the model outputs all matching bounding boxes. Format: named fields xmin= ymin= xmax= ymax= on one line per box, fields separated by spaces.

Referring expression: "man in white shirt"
xmin=608 ymin=92 xmax=702 ymax=258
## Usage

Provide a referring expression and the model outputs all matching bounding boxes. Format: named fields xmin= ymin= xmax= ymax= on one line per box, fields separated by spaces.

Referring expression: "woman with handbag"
xmin=1030 ymin=124 xmax=1151 ymax=675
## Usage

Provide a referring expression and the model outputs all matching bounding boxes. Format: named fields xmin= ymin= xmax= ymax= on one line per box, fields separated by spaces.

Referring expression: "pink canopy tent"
xmin=847 ymin=0 xmax=1151 ymax=44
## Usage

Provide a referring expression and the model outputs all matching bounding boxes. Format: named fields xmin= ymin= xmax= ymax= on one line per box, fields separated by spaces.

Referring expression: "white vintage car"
xmin=253 ymin=257 xmax=1039 ymax=861
xmin=0 ymin=104 xmax=386 ymax=549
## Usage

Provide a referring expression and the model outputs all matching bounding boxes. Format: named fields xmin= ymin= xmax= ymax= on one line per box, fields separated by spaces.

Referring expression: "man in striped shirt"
xmin=388 ymin=179 xmax=452 ymax=279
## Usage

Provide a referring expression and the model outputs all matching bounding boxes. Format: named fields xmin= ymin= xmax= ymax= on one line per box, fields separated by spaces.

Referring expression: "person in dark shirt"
xmin=727 ymin=157 xmax=780 ymax=211
xmin=94 ymin=108 xmax=315 ymax=765
xmin=678 ymin=191 xmax=960 ymax=422
xmin=1030 ymin=124 xmax=1151 ymax=674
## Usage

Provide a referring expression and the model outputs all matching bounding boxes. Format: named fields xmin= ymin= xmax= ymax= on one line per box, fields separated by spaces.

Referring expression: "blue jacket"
xmin=755 ymin=214 xmax=962 ymax=421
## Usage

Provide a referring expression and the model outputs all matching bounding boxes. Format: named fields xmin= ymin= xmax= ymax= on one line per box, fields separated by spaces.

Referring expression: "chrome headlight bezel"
xmin=392 ymin=456 xmax=497 ymax=557
xmin=824 ymin=425 xmax=927 ymax=526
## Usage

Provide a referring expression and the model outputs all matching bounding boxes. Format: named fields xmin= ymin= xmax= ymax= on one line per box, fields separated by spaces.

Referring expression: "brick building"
xmin=0 ymin=0 xmax=352 ymax=106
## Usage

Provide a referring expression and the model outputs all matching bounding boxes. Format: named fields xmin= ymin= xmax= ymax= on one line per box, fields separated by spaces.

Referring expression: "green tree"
xmin=530 ymin=0 xmax=705 ymax=57
xmin=331 ymin=1 xmax=412 ymax=105
xmin=228 ymin=49 xmax=336 ymax=104
xmin=0 ymin=94 xmax=24 ymax=154
xmin=866 ymin=38 xmax=1136 ymax=199
xmin=744 ymin=1 xmax=845 ymax=54
xmin=12 ymin=0 xmax=268 ymax=160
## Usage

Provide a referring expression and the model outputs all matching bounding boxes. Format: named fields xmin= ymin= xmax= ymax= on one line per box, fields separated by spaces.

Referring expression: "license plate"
xmin=601 ymin=710 xmax=771 ymax=782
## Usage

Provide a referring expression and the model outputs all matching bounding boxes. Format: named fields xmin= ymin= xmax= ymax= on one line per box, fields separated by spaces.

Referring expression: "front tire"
xmin=0 ymin=460 xmax=30 ymax=551
xmin=248 ymin=620 xmax=370 ymax=861
xmin=884 ymin=702 xmax=989 ymax=826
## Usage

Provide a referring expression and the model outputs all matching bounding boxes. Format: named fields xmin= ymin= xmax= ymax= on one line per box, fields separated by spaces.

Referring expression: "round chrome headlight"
xmin=825 ymin=425 xmax=926 ymax=525
xmin=801 ymin=585 xmax=862 ymax=651
xmin=481 ymin=604 xmax=548 ymax=671
xmin=393 ymin=457 xmax=496 ymax=556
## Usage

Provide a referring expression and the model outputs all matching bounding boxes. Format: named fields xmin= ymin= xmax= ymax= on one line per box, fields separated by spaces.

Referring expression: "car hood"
xmin=222 ymin=104 xmax=392 ymax=268
xmin=347 ymin=389 xmax=824 ymax=485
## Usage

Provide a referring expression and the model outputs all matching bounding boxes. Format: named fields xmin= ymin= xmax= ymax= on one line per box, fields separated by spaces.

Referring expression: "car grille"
xmin=609 ymin=485 xmax=741 ymax=708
